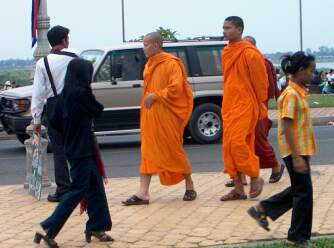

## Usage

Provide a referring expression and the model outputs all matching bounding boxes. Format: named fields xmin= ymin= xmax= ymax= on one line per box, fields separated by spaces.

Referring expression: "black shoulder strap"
xmin=51 ymin=50 xmax=78 ymax=58
xmin=43 ymin=57 xmax=58 ymax=97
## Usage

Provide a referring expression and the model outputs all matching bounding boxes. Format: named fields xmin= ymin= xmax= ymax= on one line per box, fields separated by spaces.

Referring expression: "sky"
xmin=2 ymin=0 xmax=333 ymax=59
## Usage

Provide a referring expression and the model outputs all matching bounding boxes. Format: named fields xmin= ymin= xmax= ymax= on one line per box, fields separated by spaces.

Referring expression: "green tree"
xmin=129 ymin=27 xmax=178 ymax=42
xmin=155 ymin=26 xmax=178 ymax=41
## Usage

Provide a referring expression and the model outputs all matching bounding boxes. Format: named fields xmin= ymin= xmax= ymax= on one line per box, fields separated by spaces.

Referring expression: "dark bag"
xmin=43 ymin=51 xmax=77 ymax=131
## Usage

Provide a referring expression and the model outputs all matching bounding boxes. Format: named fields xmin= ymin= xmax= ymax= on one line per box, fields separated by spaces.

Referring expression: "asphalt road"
xmin=0 ymin=126 xmax=333 ymax=186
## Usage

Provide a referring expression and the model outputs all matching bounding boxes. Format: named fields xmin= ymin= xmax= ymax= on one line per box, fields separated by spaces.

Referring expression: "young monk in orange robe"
xmin=225 ymin=36 xmax=285 ymax=188
xmin=220 ymin=16 xmax=268 ymax=201
xmin=122 ymin=32 xmax=197 ymax=206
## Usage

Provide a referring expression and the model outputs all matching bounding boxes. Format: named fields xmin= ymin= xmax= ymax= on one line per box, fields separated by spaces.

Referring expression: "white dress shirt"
xmin=31 ymin=48 xmax=78 ymax=124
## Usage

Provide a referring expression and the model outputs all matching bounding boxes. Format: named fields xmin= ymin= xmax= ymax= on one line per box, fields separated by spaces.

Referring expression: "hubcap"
xmin=197 ymin=112 xmax=221 ymax=137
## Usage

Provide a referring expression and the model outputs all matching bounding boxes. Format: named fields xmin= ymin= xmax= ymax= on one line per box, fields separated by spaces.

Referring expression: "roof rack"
xmin=163 ymin=36 xmax=226 ymax=43
xmin=188 ymin=36 xmax=225 ymax=41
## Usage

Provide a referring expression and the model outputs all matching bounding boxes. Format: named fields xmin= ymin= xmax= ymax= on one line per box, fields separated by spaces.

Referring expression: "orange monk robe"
xmin=222 ymin=41 xmax=268 ymax=179
xmin=140 ymin=52 xmax=193 ymax=186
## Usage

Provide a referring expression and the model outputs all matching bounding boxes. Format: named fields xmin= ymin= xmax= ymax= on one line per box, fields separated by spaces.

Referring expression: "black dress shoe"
xmin=47 ymin=193 xmax=63 ymax=202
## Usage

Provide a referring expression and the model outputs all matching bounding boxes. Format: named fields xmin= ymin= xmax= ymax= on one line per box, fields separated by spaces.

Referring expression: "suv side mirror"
xmin=112 ymin=63 xmax=123 ymax=80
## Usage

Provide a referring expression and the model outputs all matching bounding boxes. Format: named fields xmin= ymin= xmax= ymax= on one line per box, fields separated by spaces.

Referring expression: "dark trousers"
xmin=260 ymin=155 xmax=313 ymax=242
xmin=41 ymin=157 xmax=112 ymax=239
xmin=47 ymin=124 xmax=71 ymax=195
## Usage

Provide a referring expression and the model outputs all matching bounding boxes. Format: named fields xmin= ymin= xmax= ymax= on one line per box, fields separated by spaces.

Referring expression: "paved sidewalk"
xmin=0 ymin=166 xmax=334 ymax=248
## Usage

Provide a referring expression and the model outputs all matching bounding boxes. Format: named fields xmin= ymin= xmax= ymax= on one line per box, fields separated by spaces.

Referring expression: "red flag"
xmin=31 ymin=0 xmax=40 ymax=48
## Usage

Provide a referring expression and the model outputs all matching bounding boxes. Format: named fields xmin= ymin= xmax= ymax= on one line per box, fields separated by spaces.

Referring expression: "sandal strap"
xmin=221 ymin=190 xmax=247 ymax=201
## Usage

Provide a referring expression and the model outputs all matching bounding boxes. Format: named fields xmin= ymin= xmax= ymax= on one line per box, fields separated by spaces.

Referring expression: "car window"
xmin=163 ymin=47 xmax=189 ymax=75
xmin=80 ymin=49 xmax=104 ymax=65
xmin=196 ymin=46 xmax=224 ymax=76
xmin=95 ymin=49 xmax=143 ymax=82
xmin=113 ymin=49 xmax=143 ymax=81
xmin=95 ymin=53 xmax=112 ymax=82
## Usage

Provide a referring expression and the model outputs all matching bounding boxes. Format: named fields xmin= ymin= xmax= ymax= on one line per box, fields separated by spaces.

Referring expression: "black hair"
xmin=281 ymin=51 xmax=315 ymax=76
xmin=47 ymin=25 xmax=69 ymax=47
xmin=225 ymin=16 xmax=244 ymax=30
xmin=62 ymin=58 xmax=93 ymax=108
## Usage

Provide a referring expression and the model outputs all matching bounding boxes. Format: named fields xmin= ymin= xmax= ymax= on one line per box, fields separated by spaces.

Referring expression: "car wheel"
xmin=188 ymin=103 xmax=222 ymax=144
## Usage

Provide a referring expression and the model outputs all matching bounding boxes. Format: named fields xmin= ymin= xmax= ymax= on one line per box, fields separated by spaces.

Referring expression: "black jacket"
xmin=60 ymin=87 xmax=103 ymax=160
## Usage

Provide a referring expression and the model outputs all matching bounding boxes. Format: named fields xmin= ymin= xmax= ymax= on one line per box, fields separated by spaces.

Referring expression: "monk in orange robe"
xmin=225 ymin=36 xmax=285 ymax=188
xmin=122 ymin=32 xmax=197 ymax=206
xmin=220 ymin=16 xmax=268 ymax=201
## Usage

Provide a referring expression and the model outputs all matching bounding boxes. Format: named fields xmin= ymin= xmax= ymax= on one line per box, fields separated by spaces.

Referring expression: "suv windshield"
xmin=80 ymin=49 xmax=104 ymax=65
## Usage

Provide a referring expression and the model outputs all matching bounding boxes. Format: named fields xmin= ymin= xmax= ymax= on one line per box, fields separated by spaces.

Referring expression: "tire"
xmin=16 ymin=133 xmax=30 ymax=144
xmin=188 ymin=103 xmax=222 ymax=144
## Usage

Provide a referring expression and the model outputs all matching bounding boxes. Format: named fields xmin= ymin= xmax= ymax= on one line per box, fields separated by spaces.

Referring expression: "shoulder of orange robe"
xmin=156 ymin=52 xmax=193 ymax=122
xmin=80 ymin=135 xmax=107 ymax=215
xmin=222 ymin=41 xmax=256 ymax=75
xmin=244 ymin=43 xmax=269 ymax=121
xmin=223 ymin=43 xmax=268 ymax=123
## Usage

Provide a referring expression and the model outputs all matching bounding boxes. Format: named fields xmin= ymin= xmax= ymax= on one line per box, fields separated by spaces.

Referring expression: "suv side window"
xmin=163 ymin=47 xmax=189 ymax=75
xmin=196 ymin=46 xmax=224 ymax=76
xmin=113 ymin=49 xmax=143 ymax=81
xmin=95 ymin=49 xmax=143 ymax=82
xmin=96 ymin=53 xmax=112 ymax=82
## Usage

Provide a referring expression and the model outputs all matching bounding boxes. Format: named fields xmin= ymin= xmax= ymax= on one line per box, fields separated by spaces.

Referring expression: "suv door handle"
xmin=132 ymin=84 xmax=141 ymax=88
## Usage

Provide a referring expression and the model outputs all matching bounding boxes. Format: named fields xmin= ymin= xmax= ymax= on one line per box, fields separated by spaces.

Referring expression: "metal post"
xmin=121 ymin=0 xmax=126 ymax=42
xmin=299 ymin=0 xmax=303 ymax=51
xmin=33 ymin=0 xmax=51 ymax=61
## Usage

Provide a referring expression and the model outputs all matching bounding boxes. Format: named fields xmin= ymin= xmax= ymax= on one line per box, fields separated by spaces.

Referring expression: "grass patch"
xmin=234 ymin=238 xmax=334 ymax=248
xmin=268 ymin=94 xmax=334 ymax=109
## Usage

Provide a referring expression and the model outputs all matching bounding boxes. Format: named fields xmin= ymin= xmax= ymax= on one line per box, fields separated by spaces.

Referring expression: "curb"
xmin=0 ymin=132 xmax=16 ymax=141
xmin=271 ymin=116 xmax=333 ymax=128
xmin=0 ymin=117 xmax=333 ymax=141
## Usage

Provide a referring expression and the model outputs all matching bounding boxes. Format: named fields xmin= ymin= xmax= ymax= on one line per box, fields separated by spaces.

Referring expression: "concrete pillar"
xmin=33 ymin=0 xmax=51 ymax=61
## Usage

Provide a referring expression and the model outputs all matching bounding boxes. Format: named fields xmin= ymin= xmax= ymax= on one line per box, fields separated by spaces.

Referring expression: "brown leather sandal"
xmin=247 ymin=206 xmax=270 ymax=231
xmin=249 ymin=178 xmax=264 ymax=198
xmin=269 ymin=164 xmax=285 ymax=183
xmin=220 ymin=190 xmax=247 ymax=201
xmin=225 ymin=180 xmax=248 ymax=187
xmin=183 ymin=190 xmax=197 ymax=201
xmin=122 ymin=195 xmax=149 ymax=206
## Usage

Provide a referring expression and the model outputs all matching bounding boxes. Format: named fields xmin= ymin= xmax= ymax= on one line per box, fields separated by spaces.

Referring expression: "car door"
xmin=91 ymin=48 xmax=145 ymax=133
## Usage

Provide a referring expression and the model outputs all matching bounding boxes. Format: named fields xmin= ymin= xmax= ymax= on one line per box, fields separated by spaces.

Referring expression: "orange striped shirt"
xmin=277 ymin=81 xmax=317 ymax=158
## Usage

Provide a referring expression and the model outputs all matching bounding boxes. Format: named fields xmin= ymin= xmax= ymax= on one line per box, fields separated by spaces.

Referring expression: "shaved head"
xmin=144 ymin=32 xmax=163 ymax=48
xmin=243 ymin=35 xmax=256 ymax=46
xmin=143 ymin=32 xmax=163 ymax=58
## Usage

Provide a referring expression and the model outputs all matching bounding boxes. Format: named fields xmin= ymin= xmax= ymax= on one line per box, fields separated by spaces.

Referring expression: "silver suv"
xmin=0 ymin=39 xmax=226 ymax=144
